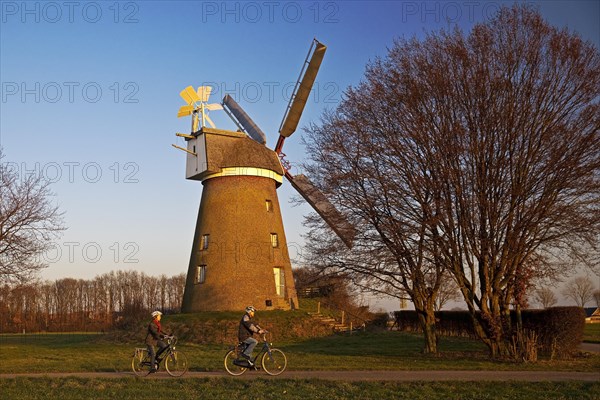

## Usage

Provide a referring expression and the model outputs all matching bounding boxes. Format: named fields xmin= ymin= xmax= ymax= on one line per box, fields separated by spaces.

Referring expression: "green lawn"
xmin=584 ymin=324 xmax=600 ymax=344
xmin=1 ymin=331 xmax=599 ymax=400
xmin=0 ymin=331 xmax=598 ymax=374
xmin=0 ymin=377 xmax=598 ymax=400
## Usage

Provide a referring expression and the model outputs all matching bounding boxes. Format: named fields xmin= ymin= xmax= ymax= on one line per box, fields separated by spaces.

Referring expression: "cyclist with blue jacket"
xmin=238 ymin=306 xmax=266 ymax=367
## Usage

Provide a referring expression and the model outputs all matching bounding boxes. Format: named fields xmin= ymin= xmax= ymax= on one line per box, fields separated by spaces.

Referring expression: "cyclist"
xmin=238 ymin=305 xmax=266 ymax=367
xmin=145 ymin=310 xmax=167 ymax=373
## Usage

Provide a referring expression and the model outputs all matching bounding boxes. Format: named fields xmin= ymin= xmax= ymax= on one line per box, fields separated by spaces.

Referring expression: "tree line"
xmin=0 ymin=270 xmax=185 ymax=333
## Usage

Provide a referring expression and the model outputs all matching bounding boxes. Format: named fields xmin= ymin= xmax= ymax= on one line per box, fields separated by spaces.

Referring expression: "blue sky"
xmin=1 ymin=1 xmax=598 ymax=310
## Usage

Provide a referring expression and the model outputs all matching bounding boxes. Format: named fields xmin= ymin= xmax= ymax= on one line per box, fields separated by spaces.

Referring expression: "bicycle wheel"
xmin=131 ymin=349 xmax=150 ymax=377
xmin=165 ymin=350 xmax=188 ymax=377
xmin=224 ymin=349 xmax=247 ymax=376
xmin=261 ymin=348 xmax=287 ymax=376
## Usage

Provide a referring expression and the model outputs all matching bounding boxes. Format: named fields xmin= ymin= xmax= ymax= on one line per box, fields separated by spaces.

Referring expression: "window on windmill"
xmin=195 ymin=265 xmax=206 ymax=284
xmin=273 ymin=267 xmax=285 ymax=297
xmin=270 ymin=233 xmax=279 ymax=248
xmin=265 ymin=199 xmax=273 ymax=212
xmin=201 ymin=234 xmax=209 ymax=250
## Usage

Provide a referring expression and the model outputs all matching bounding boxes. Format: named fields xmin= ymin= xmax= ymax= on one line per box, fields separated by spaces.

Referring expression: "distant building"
xmin=584 ymin=307 xmax=600 ymax=323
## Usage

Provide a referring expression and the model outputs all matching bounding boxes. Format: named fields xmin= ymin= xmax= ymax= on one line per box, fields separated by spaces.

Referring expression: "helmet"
xmin=245 ymin=306 xmax=256 ymax=313
xmin=151 ymin=311 xmax=162 ymax=318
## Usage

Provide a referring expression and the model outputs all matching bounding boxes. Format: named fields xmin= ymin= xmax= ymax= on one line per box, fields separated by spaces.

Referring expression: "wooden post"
xmin=317 ymin=301 xmax=320 ymax=314
xmin=341 ymin=311 xmax=345 ymax=325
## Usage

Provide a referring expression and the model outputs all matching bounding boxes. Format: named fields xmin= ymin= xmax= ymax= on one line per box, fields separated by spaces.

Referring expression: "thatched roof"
xmin=197 ymin=127 xmax=284 ymax=179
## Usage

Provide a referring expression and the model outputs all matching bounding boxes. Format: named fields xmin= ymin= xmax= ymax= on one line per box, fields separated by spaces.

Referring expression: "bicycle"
xmin=131 ymin=335 xmax=189 ymax=377
xmin=224 ymin=332 xmax=287 ymax=376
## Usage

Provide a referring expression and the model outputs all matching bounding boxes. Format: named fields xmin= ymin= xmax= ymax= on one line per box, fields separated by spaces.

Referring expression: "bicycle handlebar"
xmin=163 ymin=335 xmax=177 ymax=344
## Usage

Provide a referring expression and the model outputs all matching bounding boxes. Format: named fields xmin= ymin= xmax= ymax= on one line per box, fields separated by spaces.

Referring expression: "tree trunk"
xmin=467 ymin=306 xmax=507 ymax=358
xmin=422 ymin=320 xmax=438 ymax=354
xmin=416 ymin=303 xmax=438 ymax=354
xmin=515 ymin=304 xmax=523 ymax=333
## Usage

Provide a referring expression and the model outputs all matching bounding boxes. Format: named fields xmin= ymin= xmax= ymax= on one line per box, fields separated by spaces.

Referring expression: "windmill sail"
xmin=197 ymin=86 xmax=212 ymax=102
xmin=222 ymin=94 xmax=267 ymax=145
xmin=287 ymin=173 xmax=355 ymax=248
xmin=180 ymin=86 xmax=201 ymax=105
xmin=177 ymin=105 xmax=194 ymax=118
xmin=279 ymin=40 xmax=327 ymax=138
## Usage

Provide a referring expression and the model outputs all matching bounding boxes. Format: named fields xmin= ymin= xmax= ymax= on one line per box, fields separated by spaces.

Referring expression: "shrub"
xmin=392 ymin=311 xmax=476 ymax=338
xmin=393 ymin=307 xmax=585 ymax=359
xmin=508 ymin=329 xmax=538 ymax=362
xmin=367 ymin=313 xmax=389 ymax=330
xmin=391 ymin=311 xmax=420 ymax=332
xmin=521 ymin=307 xmax=585 ymax=359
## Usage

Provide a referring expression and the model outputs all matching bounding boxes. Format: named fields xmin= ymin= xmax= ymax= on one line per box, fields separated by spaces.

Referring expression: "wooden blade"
xmin=177 ymin=105 xmax=194 ymax=117
xmin=180 ymin=86 xmax=200 ymax=105
xmin=279 ymin=41 xmax=327 ymax=138
xmin=205 ymin=103 xmax=223 ymax=111
xmin=222 ymin=94 xmax=267 ymax=145
xmin=287 ymin=173 xmax=355 ymax=248
xmin=197 ymin=86 xmax=213 ymax=103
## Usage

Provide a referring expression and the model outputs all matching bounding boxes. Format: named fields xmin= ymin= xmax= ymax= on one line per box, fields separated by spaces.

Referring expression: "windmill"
xmin=174 ymin=39 xmax=355 ymax=312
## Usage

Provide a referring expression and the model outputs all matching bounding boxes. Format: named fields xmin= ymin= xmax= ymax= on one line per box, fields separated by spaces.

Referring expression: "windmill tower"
xmin=173 ymin=39 xmax=355 ymax=312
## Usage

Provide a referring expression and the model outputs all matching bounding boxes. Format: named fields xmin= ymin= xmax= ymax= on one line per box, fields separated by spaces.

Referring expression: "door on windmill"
xmin=273 ymin=268 xmax=285 ymax=298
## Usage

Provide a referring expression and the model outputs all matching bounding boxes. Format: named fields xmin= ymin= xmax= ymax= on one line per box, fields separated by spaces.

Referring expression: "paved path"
xmin=580 ymin=342 xmax=600 ymax=353
xmin=1 ymin=370 xmax=598 ymax=382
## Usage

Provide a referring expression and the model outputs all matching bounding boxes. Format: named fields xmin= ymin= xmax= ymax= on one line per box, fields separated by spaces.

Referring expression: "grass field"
xmin=584 ymin=324 xmax=600 ymax=344
xmin=0 ymin=377 xmax=598 ymax=400
xmin=1 ymin=331 xmax=598 ymax=374
xmin=0 ymin=331 xmax=599 ymax=399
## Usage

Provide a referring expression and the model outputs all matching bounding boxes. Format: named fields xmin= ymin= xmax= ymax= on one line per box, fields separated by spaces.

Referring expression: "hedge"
xmin=521 ymin=307 xmax=585 ymax=358
xmin=392 ymin=307 xmax=585 ymax=358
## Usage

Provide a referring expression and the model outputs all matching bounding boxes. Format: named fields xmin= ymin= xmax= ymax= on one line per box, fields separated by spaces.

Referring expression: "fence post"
xmin=317 ymin=301 xmax=320 ymax=315
xmin=341 ymin=311 xmax=345 ymax=325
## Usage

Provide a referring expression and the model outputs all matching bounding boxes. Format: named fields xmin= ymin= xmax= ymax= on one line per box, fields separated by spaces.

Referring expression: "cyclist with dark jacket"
xmin=238 ymin=305 xmax=266 ymax=366
xmin=145 ymin=310 xmax=167 ymax=373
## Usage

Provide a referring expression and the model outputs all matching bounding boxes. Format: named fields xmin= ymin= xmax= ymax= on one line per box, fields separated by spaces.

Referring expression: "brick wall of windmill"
xmin=181 ymin=175 xmax=298 ymax=312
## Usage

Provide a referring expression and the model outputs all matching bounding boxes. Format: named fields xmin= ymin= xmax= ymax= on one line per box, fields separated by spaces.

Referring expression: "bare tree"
xmin=302 ymin=5 xmax=600 ymax=357
xmin=429 ymin=6 xmax=599 ymax=356
xmin=435 ymin=273 xmax=462 ymax=311
xmin=302 ymin=55 xmax=453 ymax=354
xmin=167 ymin=273 xmax=186 ymax=311
xmin=294 ymin=265 xmax=359 ymax=301
xmin=0 ymin=150 xmax=65 ymax=283
xmin=593 ymin=289 xmax=600 ymax=308
xmin=562 ymin=276 xmax=597 ymax=307
xmin=302 ymin=104 xmax=451 ymax=353
xmin=533 ymin=287 xmax=558 ymax=309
